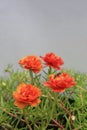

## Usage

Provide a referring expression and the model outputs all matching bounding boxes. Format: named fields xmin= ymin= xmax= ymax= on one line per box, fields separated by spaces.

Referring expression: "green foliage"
xmin=0 ymin=66 xmax=87 ymax=130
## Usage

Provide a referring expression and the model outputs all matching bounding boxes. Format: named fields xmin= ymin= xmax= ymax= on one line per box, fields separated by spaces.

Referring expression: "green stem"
xmin=48 ymin=67 xmax=52 ymax=75
xmin=29 ymin=70 xmax=34 ymax=85
xmin=23 ymin=109 xmax=32 ymax=130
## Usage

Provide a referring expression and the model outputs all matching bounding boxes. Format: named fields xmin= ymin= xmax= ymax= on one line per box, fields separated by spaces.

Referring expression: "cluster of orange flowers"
xmin=13 ymin=52 xmax=76 ymax=108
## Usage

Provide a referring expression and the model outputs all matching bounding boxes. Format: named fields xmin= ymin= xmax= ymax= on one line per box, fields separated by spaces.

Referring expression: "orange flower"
xmin=40 ymin=52 xmax=64 ymax=70
xmin=19 ymin=55 xmax=42 ymax=73
xmin=44 ymin=72 xmax=76 ymax=92
xmin=12 ymin=83 xmax=42 ymax=108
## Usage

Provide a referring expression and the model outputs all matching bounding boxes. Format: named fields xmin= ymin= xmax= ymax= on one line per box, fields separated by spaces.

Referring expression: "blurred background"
xmin=0 ymin=0 xmax=87 ymax=75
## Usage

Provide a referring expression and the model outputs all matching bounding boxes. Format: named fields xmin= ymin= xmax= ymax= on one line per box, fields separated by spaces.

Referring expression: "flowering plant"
xmin=1 ymin=52 xmax=87 ymax=130
xmin=12 ymin=52 xmax=76 ymax=129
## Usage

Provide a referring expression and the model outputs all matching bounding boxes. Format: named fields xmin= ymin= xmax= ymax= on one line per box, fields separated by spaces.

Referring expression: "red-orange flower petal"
xmin=19 ymin=55 xmax=43 ymax=73
xmin=44 ymin=72 xmax=76 ymax=92
xmin=40 ymin=52 xmax=64 ymax=70
xmin=14 ymin=101 xmax=27 ymax=109
xmin=12 ymin=83 xmax=42 ymax=108
xmin=28 ymin=98 xmax=41 ymax=106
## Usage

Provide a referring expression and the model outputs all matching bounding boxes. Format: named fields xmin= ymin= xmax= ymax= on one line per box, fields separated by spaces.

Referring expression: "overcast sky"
xmin=0 ymin=0 xmax=87 ymax=75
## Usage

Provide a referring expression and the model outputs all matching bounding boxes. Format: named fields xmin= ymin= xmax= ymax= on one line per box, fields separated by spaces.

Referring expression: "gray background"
xmin=0 ymin=0 xmax=87 ymax=75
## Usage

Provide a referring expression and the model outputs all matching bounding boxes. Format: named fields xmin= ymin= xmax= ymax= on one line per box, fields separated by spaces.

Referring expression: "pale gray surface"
xmin=0 ymin=0 xmax=87 ymax=75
